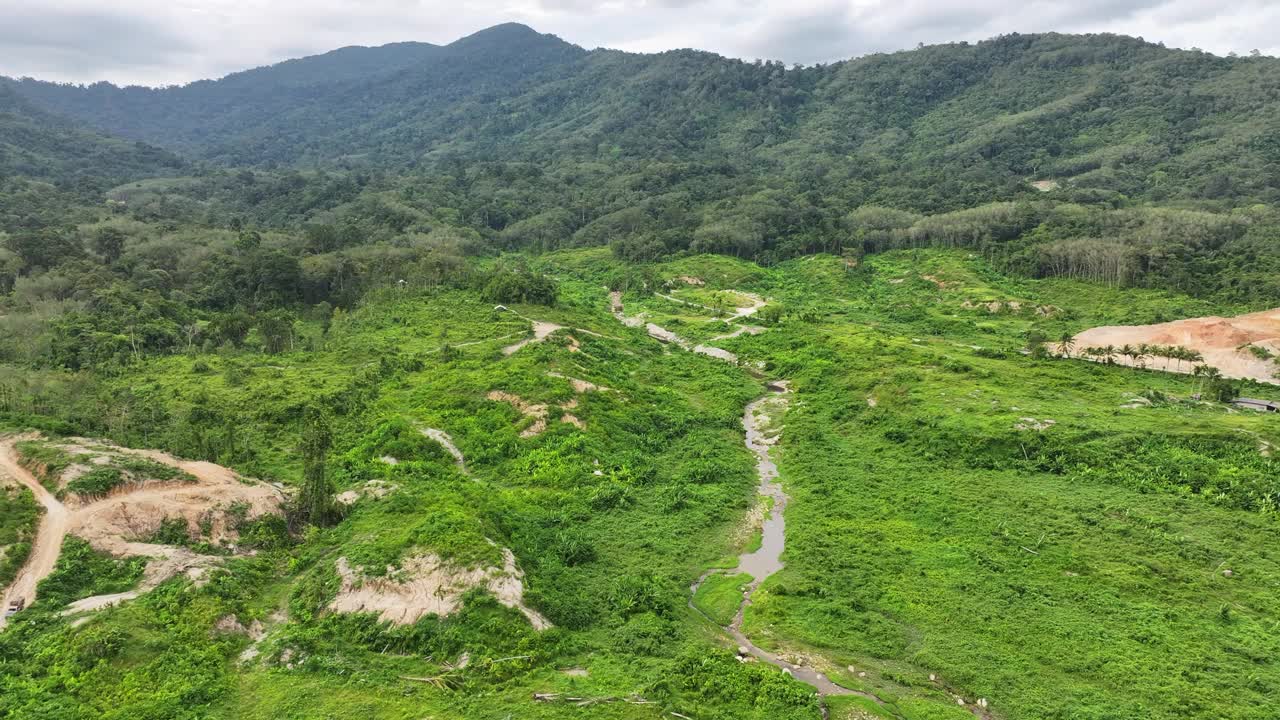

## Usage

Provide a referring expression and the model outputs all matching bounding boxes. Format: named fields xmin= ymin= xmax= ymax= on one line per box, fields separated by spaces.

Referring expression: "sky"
xmin=2 ymin=0 xmax=1278 ymax=87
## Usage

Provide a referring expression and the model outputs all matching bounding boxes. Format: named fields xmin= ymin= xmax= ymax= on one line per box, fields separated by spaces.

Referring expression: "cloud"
xmin=0 ymin=6 xmax=196 ymax=80
xmin=0 ymin=0 xmax=1276 ymax=86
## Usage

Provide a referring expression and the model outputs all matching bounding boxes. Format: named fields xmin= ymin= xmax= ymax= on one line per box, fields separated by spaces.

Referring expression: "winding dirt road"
xmin=0 ymin=437 xmax=285 ymax=630
xmin=0 ymin=438 xmax=69 ymax=629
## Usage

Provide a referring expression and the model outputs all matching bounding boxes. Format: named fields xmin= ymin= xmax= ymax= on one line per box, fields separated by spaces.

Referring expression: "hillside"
xmin=1 ymin=21 xmax=1279 ymax=720
xmin=6 ymin=24 xmax=584 ymax=165
xmin=8 ymin=28 xmax=1280 ymax=209
xmin=0 ymin=85 xmax=184 ymax=186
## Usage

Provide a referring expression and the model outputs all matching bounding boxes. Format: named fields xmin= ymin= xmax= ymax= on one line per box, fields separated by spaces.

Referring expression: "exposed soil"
xmin=0 ymin=435 xmax=285 ymax=628
xmin=330 ymin=545 xmax=551 ymax=630
xmin=497 ymin=308 xmax=608 ymax=355
xmin=612 ymin=289 xmax=767 ymax=366
xmin=1072 ymin=307 xmax=1280 ymax=383
xmin=547 ymin=372 xmax=611 ymax=394
xmin=610 ymin=291 xmax=645 ymax=328
xmin=0 ymin=436 xmax=70 ymax=630
xmin=336 ymin=479 xmax=397 ymax=506
xmin=710 ymin=325 xmax=767 ymax=342
xmin=503 ymin=320 xmax=567 ymax=356
xmin=419 ymin=427 xmax=468 ymax=473
xmin=487 ymin=391 xmax=550 ymax=437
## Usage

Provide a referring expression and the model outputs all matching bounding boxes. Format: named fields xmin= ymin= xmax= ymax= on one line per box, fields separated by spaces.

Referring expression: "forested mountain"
xmin=6 ymin=24 xmax=583 ymax=164
xmin=0 ymin=85 xmax=184 ymax=187
xmin=8 ymin=28 xmax=1280 ymax=209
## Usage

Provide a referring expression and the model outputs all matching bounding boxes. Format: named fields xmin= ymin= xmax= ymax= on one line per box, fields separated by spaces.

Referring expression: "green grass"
xmin=2 ymin=248 xmax=1277 ymax=720
xmin=15 ymin=440 xmax=74 ymax=491
xmin=0 ymin=484 xmax=40 ymax=587
xmin=693 ymin=572 xmax=750 ymax=626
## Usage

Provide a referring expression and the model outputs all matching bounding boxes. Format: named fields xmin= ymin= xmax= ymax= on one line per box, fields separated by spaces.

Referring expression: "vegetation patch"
xmin=693 ymin=572 xmax=750 ymax=626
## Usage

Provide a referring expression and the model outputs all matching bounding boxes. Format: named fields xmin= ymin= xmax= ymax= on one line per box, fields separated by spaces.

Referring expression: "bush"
xmin=66 ymin=467 xmax=125 ymax=496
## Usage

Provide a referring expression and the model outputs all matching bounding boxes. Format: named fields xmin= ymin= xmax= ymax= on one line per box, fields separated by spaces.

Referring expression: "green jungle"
xmin=0 ymin=22 xmax=1277 ymax=720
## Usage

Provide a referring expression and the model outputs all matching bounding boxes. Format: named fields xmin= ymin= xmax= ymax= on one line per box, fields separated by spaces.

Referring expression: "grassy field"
xmin=1 ymin=248 xmax=1276 ymax=719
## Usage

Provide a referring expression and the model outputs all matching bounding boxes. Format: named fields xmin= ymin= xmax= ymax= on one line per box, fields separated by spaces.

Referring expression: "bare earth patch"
xmin=488 ymin=391 xmax=550 ymax=437
xmin=1 ymin=435 xmax=286 ymax=627
xmin=1072 ymin=307 xmax=1280 ymax=383
xmin=330 ymin=546 xmax=551 ymax=630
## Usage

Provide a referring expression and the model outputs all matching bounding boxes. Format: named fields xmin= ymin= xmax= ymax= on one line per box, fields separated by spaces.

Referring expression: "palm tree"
xmin=1201 ymin=365 xmax=1224 ymax=400
xmin=1137 ymin=343 xmax=1152 ymax=369
xmin=1120 ymin=344 xmax=1137 ymax=368
xmin=1059 ymin=332 xmax=1075 ymax=358
xmin=1103 ymin=345 xmax=1117 ymax=365
xmin=1192 ymin=364 xmax=1207 ymax=398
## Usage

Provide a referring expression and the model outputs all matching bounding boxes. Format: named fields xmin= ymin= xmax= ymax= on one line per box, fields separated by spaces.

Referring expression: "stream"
xmin=690 ymin=382 xmax=857 ymax=698
xmin=608 ymin=290 xmax=865 ymax=701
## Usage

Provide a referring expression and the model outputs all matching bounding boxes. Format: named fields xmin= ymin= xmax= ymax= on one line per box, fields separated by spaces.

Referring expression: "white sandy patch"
xmin=330 ymin=546 xmax=550 ymax=630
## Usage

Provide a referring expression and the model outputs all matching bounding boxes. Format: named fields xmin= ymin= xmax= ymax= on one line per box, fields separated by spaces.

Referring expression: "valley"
xmin=0 ymin=20 xmax=1278 ymax=720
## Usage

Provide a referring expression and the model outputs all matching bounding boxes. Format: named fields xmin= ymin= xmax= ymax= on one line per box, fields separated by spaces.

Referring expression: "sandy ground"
xmin=1072 ymin=307 xmax=1280 ymax=384
xmin=330 ymin=545 xmax=551 ymax=630
xmin=0 ymin=436 xmax=286 ymax=628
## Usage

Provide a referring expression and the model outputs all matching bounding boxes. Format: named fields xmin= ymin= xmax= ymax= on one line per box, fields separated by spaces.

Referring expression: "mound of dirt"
xmin=502 ymin=320 xmax=567 ymax=356
xmin=1072 ymin=308 xmax=1280 ymax=383
xmin=330 ymin=546 xmax=550 ymax=630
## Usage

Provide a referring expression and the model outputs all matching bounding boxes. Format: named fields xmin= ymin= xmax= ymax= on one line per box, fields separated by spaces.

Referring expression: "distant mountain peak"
xmin=448 ymin=22 xmax=574 ymax=51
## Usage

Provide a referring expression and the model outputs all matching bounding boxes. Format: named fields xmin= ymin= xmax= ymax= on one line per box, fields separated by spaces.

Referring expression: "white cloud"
xmin=0 ymin=0 xmax=1275 ymax=86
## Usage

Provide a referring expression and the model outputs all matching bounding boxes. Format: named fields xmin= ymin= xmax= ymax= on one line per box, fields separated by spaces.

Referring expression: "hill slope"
xmin=0 ymin=85 xmax=184 ymax=185
xmin=7 ymin=28 xmax=1280 ymax=207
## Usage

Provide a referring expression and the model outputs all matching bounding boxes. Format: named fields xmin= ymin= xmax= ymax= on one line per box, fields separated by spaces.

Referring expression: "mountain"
xmin=6 ymin=27 xmax=1280 ymax=208
xmin=0 ymin=84 xmax=184 ymax=185
xmin=5 ymin=23 xmax=585 ymax=165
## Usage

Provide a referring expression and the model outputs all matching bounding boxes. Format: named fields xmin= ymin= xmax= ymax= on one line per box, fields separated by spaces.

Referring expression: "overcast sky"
xmin=3 ymin=0 xmax=1277 ymax=87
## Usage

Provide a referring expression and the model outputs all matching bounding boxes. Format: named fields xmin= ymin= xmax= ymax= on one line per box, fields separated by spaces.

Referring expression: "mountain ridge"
xmin=3 ymin=26 xmax=1279 ymax=210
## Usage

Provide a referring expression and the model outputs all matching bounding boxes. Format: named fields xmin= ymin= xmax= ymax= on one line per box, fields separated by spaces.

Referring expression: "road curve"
xmin=0 ymin=437 xmax=70 ymax=629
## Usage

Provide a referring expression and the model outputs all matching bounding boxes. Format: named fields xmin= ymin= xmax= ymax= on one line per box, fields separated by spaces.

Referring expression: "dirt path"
xmin=497 ymin=307 xmax=612 ymax=356
xmin=611 ymin=291 xmax=757 ymax=365
xmin=419 ymin=427 xmax=468 ymax=474
xmin=0 ymin=438 xmax=70 ymax=630
xmin=0 ymin=437 xmax=285 ymax=629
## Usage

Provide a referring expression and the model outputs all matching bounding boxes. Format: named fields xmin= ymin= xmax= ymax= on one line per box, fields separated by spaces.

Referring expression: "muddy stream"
xmin=609 ymin=288 xmax=867 ymax=701
xmin=690 ymin=383 xmax=861 ymax=701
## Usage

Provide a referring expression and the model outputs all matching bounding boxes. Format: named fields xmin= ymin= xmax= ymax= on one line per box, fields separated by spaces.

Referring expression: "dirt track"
xmin=0 ymin=437 xmax=69 ymax=629
xmin=0 ymin=437 xmax=285 ymax=629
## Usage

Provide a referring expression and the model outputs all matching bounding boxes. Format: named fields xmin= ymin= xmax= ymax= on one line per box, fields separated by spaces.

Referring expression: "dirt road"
xmin=0 ymin=438 xmax=70 ymax=629
xmin=0 ymin=437 xmax=285 ymax=630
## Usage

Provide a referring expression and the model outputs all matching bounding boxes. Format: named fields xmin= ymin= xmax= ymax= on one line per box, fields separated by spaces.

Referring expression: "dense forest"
xmin=0 ymin=23 xmax=1278 ymax=720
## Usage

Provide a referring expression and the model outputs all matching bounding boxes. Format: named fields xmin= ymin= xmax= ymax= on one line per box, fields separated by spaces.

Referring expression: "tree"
xmin=1058 ymin=332 xmax=1075 ymax=358
xmin=297 ymin=405 xmax=336 ymax=526
xmin=257 ymin=310 xmax=296 ymax=354
xmin=92 ymin=227 xmax=127 ymax=264
xmin=1120 ymin=344 xmax=1136 ymax=367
